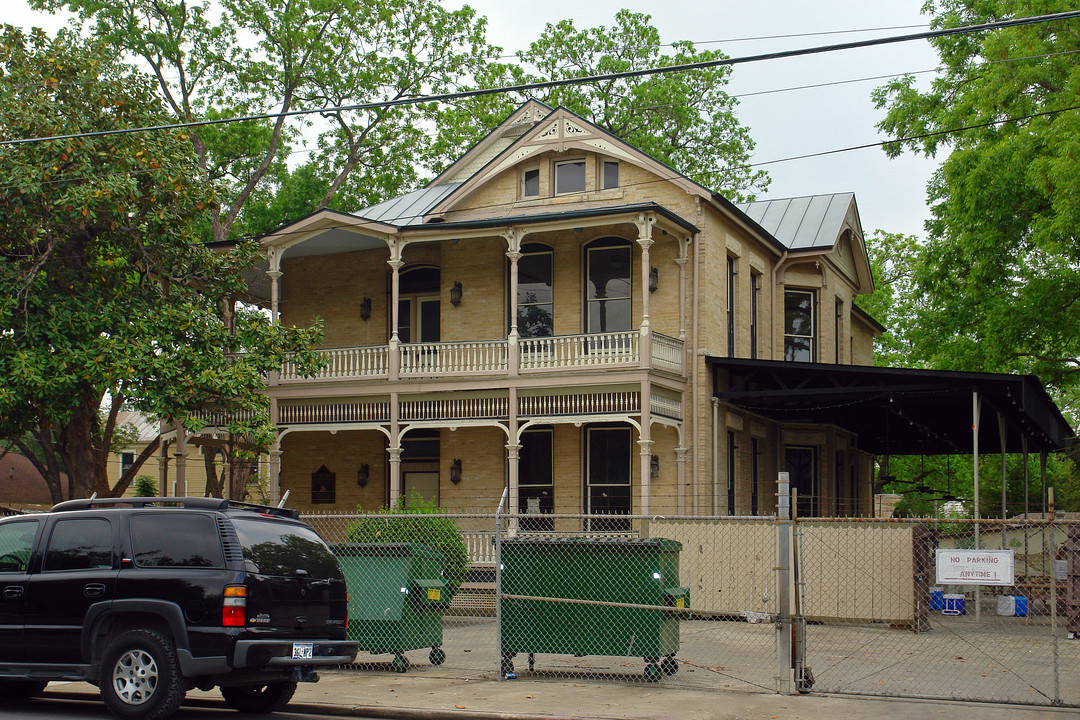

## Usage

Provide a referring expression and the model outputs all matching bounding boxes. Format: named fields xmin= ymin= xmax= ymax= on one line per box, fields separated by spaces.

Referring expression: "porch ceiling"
xmin=708 ymin=357 xmax=1073 ymax=455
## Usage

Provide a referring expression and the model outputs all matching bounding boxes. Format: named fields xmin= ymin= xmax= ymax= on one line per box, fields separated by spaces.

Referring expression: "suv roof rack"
xmin=49 ymin=496 xmax=300 ymax=520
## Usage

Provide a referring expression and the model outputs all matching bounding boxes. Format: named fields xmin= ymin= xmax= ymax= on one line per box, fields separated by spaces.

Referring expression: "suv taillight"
xmin=223 ymin=585 xmax=247 ymax=627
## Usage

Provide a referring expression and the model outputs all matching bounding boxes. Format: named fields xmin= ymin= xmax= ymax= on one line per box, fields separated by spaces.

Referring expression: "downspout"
xmin=691 ymin=199 xmax=703 ymax=514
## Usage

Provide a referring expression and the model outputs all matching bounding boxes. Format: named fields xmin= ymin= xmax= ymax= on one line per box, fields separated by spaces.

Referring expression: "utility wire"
xmin=2 ymin=10 xmax=1078 ymax=147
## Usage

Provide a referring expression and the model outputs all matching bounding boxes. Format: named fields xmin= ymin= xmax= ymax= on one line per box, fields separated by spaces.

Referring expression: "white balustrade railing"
xmin=518 ymin=391 xmax=640 ymax=417
xmin=520 ymin=331 xmax=638 ymax=370
xmin=279 ymin=402 xmax=390 ymax=424
xmin=463 ymin=531 xmax=497 ymax=564
xmin=651 ymin=332 xmax=684 ymax=373
xmin=401 ymin=396 xmax=509 ymax=421
xmin=400 ymin=340 xmax=507 ymax=376
xmin=650 ymin=392 xmax=683 ymax=420
xmin=280 ymin=346 xmax=388 ymax=382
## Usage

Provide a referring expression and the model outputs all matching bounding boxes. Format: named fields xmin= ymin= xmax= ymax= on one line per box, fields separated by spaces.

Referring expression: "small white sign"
xmin=935 ymin=549 xmax=1015 ymax=586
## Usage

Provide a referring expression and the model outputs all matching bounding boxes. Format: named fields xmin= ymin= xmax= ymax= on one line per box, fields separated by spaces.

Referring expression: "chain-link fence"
xmin=301 ymin=507 xmax=1079 ymax=706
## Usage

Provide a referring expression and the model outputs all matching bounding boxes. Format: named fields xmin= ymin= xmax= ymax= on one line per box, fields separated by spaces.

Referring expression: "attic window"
xmin=523 ymin=168 xmax=539 ymax=197
xmin=602 ymin=161 xmax=619 ymax=189
xmin=555 ymin=160 xmax=585 ymax=194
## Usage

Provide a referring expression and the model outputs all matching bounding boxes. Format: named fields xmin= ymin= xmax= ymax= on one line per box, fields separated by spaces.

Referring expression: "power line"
xmin=3 ymin=10 xmax=1078 ymax=147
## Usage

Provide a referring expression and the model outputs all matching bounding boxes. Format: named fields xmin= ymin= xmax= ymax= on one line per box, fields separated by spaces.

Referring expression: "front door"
xmin=0 ymin=519 xmax=41 ymax=663
xmin=403 ymin=471 xmax=439 ymax=507
xmin=785 ymin=446 xmax=818 ymax=518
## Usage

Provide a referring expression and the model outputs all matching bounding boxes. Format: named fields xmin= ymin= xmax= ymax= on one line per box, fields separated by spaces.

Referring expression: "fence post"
xmin=776 ymin=472 xmax=793 ymax=695
xmin=495 ymin=487 xmax=508 ymax=680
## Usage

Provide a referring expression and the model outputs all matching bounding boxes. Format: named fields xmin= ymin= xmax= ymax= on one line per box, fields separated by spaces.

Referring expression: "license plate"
xmin=292 ymin=643 xmax=314 ymax=660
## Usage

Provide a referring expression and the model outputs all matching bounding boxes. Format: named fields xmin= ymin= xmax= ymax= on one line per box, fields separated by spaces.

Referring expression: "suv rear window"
xmin=130 ymin=513 xmax=225 ymax=568
xmin=232 ymin=517 xmax=341 ymax=578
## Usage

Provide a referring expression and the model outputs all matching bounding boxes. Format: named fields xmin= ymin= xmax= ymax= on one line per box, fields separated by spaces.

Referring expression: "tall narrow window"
xmin=784 ymin=447 xmax=817 ymax=518
xmin=519 ymin=427 xmax=554 ymax=531
xmin=727 ymin=431 xmax=736 ymax=515
xmin=784 ymin=289 xmax=816 ymax=362
xmin=834 ymin=298 xmax=843 ymax=364
xmin=121 ymin=452 xmax=135 ymax=477
xmin=514 ymin=243 xmax=553 ymax=338
xmin=835 ymin=450 xmax=845 ymax=516
xmin=311 ymin=465 xmax=336 ymax=504
xmin=555 ymin=160 xmax=585 ymax=194
xmin=727 ymin=257 xmax=736 ymax=357
xmin=523 ymin=168 xmax=539 ymax=197
xmin=586 ymin=239 xmax=632 ymax=334
xmin=751 ymin=439 xmax=760 ymax=515
xmin=602 ymin=161 xmax=619 ymax=189
xmin=749 ymin=272 xmax=760 ymax=359
xmin=585 ymin=425 xmax=631 ymax=531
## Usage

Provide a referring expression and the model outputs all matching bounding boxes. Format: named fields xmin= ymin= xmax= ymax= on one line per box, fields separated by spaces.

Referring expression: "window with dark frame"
xmin=784 ymin=289 xmax=816 ymax=362
xmin=835 ymin=298 xmax=843 ymax=364
xmin=585 ymin=425 xmax=631 ymax=532
xmin=750 ymin=272 xmax=760 ymax=359
xmin=727 ymin=431 xmax=736 ymax=515
xmin=727 ymin=257 xmax=736 ymax=357
xmin=602 ymin=161 xmax=619 ymax=189
xmin=555 ymin=160 xmax=586 ymax=194
xmin=121 ymin=452 xmax=135 ymax=477
xmin=751 ymin=438 xmax=760 ymax=515
xmin=523 ymin=168 xmax=539 ymax=197
xmin=514 ymin=243 xmax=553 ymax=338
xmin=519 ymin=427 xmax=554 ymax=531
xmin=784 ymin=446 xmax=817 ymax=518
xmin=586 ymin=239 xmax=632 ymax=334
xmin=311 ymin=464 xmax=336 ymax=504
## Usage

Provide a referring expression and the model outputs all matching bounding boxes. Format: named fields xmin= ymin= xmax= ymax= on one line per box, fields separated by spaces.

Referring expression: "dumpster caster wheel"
xmin=429 ymin=648 xmax=446 ymax=666
xmin=660 ymin=657 xmax=679 ymax=676
xmin=644 ymin=663 xmax=662 ymax=683
xmin=392 ymin=654 xmax=409 ymax=673
xmin=528 ymin=653 xmax=535 ymax=672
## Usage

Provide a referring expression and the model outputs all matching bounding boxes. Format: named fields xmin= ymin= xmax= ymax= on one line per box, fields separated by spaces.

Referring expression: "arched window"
xmin=311 ymin=464 xmax=336 ymax=504
xmin=585 ymin=238 xmax=632 ymax=334
xmin=514 ymin=243 xmax=553 ymax=338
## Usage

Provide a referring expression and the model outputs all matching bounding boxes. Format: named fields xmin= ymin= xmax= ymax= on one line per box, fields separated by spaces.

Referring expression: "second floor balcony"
xmin=276 ymin=330 xmax=684 ymax=384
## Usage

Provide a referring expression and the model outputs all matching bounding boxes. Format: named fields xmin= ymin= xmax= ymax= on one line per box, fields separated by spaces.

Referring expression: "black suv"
xmin=0 ymin=497 xmax=357 ymax=719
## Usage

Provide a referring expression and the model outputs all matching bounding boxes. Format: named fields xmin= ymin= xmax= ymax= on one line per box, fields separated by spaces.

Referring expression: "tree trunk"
xmin=57 ymin=390 xmax=108 ymax=498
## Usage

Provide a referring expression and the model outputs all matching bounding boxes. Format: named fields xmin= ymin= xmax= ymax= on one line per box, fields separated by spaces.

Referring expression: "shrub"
xmin=346 ymin=493 xmax=469 ymax=600
xmin=133 ymin=475 xmax=158 ymax=497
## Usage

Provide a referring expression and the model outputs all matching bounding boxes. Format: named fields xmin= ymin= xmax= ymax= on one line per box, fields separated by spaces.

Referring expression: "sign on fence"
xmin=935 ymin=549 xmax=1015 ymax=586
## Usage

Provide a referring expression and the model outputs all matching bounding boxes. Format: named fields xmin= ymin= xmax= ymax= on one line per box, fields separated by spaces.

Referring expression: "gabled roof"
xmin=735 ymin=193 xmax=855 ymax=251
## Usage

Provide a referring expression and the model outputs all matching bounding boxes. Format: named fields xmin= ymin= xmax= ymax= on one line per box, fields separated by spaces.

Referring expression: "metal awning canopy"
xmin=708 ymin=358 xmax=1073 ymax=455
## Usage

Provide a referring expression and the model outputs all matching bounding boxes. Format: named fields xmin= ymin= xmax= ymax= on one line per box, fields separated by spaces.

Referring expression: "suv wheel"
xmin=100 ymin=629 xmax=186 ymax=720
xmin=0 ymin=680 xmax=48 ymax=701
xmin=220 ymin=680 xmax=297 ymax=714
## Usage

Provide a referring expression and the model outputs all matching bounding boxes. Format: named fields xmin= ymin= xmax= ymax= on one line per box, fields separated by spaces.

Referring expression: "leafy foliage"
xmin=0 ymin=27 xmax=323 ymax=501
xmin=133 ymin=475 xmax=158 ymax=497
xmin=872 ymin=0 xmax=1080 ymax=422
xmin=346 ymin=493 xmax=469 ymax=600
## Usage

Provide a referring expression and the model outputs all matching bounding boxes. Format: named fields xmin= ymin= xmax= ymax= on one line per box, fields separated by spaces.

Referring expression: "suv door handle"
xmin=83 ymin=583 xmax=106 ymax=598
xmin=3 ymin=586 xmax=23 ymax=599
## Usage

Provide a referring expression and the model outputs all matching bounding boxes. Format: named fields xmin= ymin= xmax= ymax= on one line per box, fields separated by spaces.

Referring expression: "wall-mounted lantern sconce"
xmin=649 ymin=267 xmax=659 ymax=293
xmin=357 ymin=464 xmax=369 ymax=487
xmin=449 ymin=458 xmax=462 ymax=484
xmin=450 ymin=281 xmax=463 ymax=307
xmin=359 ymin=297 xmax=372 ymax=321
xmin=650 ymin=454 xmax=660 ymax=479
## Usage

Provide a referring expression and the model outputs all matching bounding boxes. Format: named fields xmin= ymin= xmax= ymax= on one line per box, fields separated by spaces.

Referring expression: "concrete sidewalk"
xmin=47 ymin=670 xmax=1079 ymax=720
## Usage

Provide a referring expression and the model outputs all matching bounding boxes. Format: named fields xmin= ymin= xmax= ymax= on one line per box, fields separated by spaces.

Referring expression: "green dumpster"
xmin=331 ymin=542 xmax=447 ymax=672
xmin=499 ymin=536 xmax=688 ymax=680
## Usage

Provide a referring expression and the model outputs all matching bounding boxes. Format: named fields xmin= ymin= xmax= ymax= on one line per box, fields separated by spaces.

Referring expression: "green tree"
xmin=0 ymin=27 xmax=322 ymax=502
xmin=872 ymin=0 xmax=1080 ymax=420
xmin=435 ymin=10 xmax=770 ymax=201
xmin=32 ymin=0 xmax=499 ymax=241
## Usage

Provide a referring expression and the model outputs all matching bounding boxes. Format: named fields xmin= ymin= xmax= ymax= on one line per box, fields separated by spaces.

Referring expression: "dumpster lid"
xmin=412 ymin=578 xmax=447 ymax=589
xmin=500 ymin=536 xmax=682 ymax=551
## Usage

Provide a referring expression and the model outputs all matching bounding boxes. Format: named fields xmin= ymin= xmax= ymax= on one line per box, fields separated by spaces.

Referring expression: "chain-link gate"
xmin=301 ymin=499 xmax=1078 ymax=706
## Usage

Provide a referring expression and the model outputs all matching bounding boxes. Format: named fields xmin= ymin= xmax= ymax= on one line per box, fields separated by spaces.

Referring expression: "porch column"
xmin=675 ymin=445 xmax=689 ymax=516
xmin=972 ymin=391 xmax=982 ymax=623
xmin=640 ymin=376 xmax=653 ymax=516
xmin=507 ymin=386 xmax=519 ymax=531
xmin=506 ymin=234 xmax=522 ymax=377
xmin=388 ymin=256 xmax=403 ymax=382
xmin=711 ymin=397 xmax=721 ymax=516
xmin=998 ymin=412 xmax=1008 ymax=548
xmin=157 ymin=433 xmax=170 ymax=497
xmin=676 ymin=251 xmax=689 ymax=376
xmin=268 ymin=443 xmax=282 ymax=506
xmin=174 ymin=423 xmax=187 ymax=497
xmin=389 ymin=390 xmax=402 ymax=505
xmin=636 ymin=214 xmax=655 ymax=370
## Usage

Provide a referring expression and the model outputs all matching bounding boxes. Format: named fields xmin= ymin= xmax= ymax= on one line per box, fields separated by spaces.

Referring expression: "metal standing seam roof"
xmin=353 ymin=183 xmax=462 ymax=227
xmin=735 ymin=193 xmax=854 ymax=251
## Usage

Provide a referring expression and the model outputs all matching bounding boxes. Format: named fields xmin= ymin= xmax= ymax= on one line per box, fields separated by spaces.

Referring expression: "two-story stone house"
xmin=171 ymin=100 xmax=1067 ymax=525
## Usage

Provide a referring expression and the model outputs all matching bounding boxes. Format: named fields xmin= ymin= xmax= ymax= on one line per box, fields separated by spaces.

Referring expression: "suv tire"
xmin=0 ymin=679 xmax=48 ymax=701
xmin=220 ymin=680 xmax=298 ymax=714
xmin=100 ymin=629 xmax=186 ymax=720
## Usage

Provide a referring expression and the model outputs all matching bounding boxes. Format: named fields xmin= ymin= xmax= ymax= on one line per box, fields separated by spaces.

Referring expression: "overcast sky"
xmin=11 ymin=0 xmax=944 ymax=240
